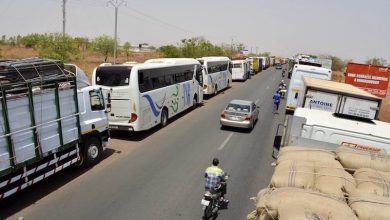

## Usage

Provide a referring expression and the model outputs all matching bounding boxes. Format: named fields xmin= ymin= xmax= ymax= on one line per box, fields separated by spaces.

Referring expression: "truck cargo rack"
xmin=0 ymin=58 xmax=81 ymax=178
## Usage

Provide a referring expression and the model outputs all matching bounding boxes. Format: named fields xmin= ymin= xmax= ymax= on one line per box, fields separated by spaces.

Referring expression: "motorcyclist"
xmin=204 ymin=158 xmax=228 ymax=203
xmin=279 ymin=80 xmax=286 ymax=88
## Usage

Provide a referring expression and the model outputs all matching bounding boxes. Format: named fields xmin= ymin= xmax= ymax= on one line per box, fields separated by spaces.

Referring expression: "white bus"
xmin=231 ymin=60 xmax=250 ymax=81
xmin=197 ymin=57 xmax=232 ymax=96
xmin=92 ymin=58 xmax=203 ymax=131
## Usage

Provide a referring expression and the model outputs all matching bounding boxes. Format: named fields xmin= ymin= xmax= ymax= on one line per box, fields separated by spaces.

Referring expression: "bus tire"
xmin=192 ymin=96 xmax=197 ymax=110
xmin=82 ymin=137 xmax=102 ymax=167
xmin=160 ymin=108 xmax=168 ymax=127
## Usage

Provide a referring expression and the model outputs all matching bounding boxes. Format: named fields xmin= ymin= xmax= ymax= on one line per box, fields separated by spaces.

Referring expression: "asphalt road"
xmin=2 ymin=66 xmax=287 ymax=220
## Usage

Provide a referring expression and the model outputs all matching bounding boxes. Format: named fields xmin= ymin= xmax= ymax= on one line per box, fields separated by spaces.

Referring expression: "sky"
xmin=0 ymin=0 xmax=389 ymax=63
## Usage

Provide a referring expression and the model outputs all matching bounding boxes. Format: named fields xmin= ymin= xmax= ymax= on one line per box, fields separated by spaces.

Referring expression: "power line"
xmin=123 ymin=6 xmax=197 ymax=36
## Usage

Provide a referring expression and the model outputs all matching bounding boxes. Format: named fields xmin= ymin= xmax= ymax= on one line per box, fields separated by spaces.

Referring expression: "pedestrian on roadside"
xmin=273 ymin=89 xmax=281 ymax=114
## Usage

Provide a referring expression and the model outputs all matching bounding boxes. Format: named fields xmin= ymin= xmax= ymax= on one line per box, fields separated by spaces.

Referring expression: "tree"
xmin=158 ymin=45 xmax=182 ymax=58
xmin=330 ymin=56 xmax=346 ymax=71
xmin=366 ymin=57 xmax=387 ymax=66
xmin=122 ymin=42 xmax=132 ymax=61
xmin=38 ymin=33 xmax=78 ymax=62
xmin=91 ymin=35 xmax=115 ymax=62
xmin=20 ymin=33 xmax=45 ymax=48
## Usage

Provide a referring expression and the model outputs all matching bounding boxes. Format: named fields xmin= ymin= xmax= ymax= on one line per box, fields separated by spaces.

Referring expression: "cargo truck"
xmin=285 ymin=64 xmax=332 ymax=114
xmin=0 ymin=58 xmax=110 ymax=200
xmin=299 ymin=77 xmax=382 ymax=120
xmin=273 ymin=108 xmax=390 ymax=156
xmin=248 ymin=57 xmax=261 ymax=74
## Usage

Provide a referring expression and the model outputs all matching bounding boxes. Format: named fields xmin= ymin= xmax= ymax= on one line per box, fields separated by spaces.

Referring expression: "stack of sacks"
xmin=271 ymin=146 xmax=356 ymax=200
xmin=336 ymin=144 xmax=390 ymax=172
xmin=348 ymin=168 xmax=390 ymax=220
xmin=247 ymin=187 xmax=358 ymax=220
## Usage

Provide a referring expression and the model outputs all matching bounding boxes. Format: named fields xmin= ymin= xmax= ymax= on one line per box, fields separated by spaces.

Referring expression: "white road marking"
xmin=218 ymin=133 xmax=234 ymax=151
xmin=255 ymin=99 xmax=260 ymax=105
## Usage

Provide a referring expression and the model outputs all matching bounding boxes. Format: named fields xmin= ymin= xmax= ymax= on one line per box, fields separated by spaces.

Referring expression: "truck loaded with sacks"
xmin=0 ymin=58 xmax=110 ymax=200
xmin=247 ymin=107 xmax=390 ymax=220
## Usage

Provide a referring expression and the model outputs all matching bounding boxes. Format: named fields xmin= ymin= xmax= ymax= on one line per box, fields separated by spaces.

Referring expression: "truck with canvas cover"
xmin=300 ymin=77 xmax=382 ymax=120
xmin=246 ymin=108 xmax=390 ymax=220
xmin=0 ymin=58 xmax=110 ymax=200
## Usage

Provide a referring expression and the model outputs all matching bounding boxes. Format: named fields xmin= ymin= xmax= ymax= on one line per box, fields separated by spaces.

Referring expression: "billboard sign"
xmin=345 ymin=63 xmax=390 ymax=98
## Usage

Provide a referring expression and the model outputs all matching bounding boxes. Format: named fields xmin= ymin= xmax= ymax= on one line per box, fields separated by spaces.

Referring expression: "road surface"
xmin=2 ymin=66 xmax=286 ymax=220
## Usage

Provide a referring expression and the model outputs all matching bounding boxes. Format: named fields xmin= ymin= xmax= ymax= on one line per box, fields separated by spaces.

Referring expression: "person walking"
xmin=273 ymin=90 xmax=281 ymax=114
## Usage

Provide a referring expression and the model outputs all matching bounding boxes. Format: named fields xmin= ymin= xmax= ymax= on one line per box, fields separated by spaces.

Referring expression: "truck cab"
xmin=286 ymin=65 xmax=332 ymax=114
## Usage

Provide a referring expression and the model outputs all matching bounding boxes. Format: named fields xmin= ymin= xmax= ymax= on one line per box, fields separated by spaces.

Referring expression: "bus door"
xmin=195 ymin=65 xmax=204 ymax=103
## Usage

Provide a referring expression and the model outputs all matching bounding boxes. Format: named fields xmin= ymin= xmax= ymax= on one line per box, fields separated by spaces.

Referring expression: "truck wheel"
xmin=83 ymin=137 xmax=102 ymax=167
xmin=160 ymin=109 xmax=168 ymax=127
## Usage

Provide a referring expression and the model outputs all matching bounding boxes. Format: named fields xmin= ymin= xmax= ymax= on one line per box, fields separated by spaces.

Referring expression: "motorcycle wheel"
xmin=204 ymin=202 xmax=214 ymax=219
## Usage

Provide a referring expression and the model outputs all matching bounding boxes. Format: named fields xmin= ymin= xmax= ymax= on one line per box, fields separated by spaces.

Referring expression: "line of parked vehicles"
xmin=0 ymin=55 xmax=284 ymax=201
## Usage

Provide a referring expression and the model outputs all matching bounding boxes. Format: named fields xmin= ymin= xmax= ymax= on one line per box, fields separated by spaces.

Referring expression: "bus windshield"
xmin=95 ymin=66 xmax=131 ymax=87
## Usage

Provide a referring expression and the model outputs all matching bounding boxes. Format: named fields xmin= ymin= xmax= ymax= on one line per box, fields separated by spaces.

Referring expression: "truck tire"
xmin=83 ymin=137 xmax=102 ymax=167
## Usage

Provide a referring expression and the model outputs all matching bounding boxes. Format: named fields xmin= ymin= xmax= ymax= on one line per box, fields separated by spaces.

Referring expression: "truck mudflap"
xmin=0 ymin=145 xmax=80 ymax=200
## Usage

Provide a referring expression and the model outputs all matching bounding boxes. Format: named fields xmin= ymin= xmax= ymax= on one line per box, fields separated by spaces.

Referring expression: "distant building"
xmin=130 ymin=43 xmax=156 ymax=53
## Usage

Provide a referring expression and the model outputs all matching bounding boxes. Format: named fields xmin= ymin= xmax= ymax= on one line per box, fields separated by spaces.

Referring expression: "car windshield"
xmin=226 ymin=103 xmax=251 ymax=113
xmin=95 ymin=66 xmax=131 ymax=87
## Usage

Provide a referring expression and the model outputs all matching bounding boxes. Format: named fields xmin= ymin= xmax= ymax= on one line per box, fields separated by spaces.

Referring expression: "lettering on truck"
xmin=309 ymin=99 xmax=333 ymax=111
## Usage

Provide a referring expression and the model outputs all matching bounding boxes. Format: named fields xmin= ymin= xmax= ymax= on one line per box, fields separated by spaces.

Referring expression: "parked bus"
xmin=92 ymin=58 xmax=204 ymax=132
xmin=231 ymin=60 xmax=250 ymax=81
xmin=197 ymin=57 xmax=232 ymax=96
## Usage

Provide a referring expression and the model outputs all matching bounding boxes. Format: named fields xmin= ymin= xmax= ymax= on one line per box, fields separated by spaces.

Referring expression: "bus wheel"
xmin=192 ymin=96 xmax=197 ymax=110
xmin=83 ymin=137 xmax=102 ymax=167
xmin=160 ymin=109 xmax=168 ymax=127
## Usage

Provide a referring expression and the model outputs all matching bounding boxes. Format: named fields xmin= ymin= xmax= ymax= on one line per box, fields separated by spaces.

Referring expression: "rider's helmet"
xmin=212 ymin=158 xmax=219 ymax=166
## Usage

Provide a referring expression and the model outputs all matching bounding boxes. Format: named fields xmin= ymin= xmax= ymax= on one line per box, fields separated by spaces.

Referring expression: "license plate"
xmin=201 ymin=199 xmax=210 ymax=206
xmin=230 ymin=116 xmax=239 ymax=121
xmin=109 ymin=125 xmax=118 ymax=129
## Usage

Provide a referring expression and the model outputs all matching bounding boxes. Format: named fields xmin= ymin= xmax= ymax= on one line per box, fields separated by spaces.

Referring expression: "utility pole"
xmin=62 ymin=0 xmax=66 ymax=36
xmin=107 ymin=0 xmax=126 ymax=64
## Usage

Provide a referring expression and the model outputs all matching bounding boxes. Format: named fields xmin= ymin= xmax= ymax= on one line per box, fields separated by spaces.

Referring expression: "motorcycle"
xmin=201 ymin=175 xmax=229 ymax=219
xmin=279 ymin=84 xmax=287 ymax=99
xmin=282 ymin=69 xmax=286 ymax=77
